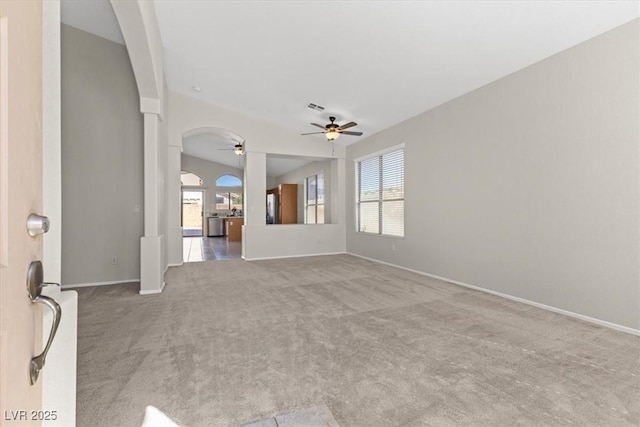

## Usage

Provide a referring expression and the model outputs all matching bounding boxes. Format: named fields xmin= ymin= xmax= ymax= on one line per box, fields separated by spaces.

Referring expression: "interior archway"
xmin=179 ymin=127 xmax=246 ymax=263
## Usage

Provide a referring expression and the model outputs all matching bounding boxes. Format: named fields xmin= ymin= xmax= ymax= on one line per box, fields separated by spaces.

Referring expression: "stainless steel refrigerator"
xmin=266 ymin=193 xmax=278 ymax=224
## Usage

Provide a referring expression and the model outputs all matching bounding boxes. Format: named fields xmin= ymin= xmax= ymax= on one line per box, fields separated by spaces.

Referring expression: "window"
xmin=216 ymin=192 xmax=243 ymax=211
xmin=216 ymin=175 xmax=242 ymax=187
xmin=356 ymin=147 xmax=404 ymax=237
xmin=181 ymin=171 xmax=203 ymax=186
xmin=215 ymin=174 xmax=243 ymax=211
xmin=305 ymin=172 xmax=324 ymax=224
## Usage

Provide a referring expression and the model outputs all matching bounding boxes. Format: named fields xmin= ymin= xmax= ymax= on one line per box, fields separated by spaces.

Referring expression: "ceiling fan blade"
xmin=310 ymin=123 xmax=326 ymax=129
xmin=301 ymin=132 xmax=326 ymax=136
xmin=340 ymin=131 xmax=363 ymax=136
xmin=216 ymin=148 xmax=235 ymax=150
xmin=338 ymin=121 xmax=357 ymax=130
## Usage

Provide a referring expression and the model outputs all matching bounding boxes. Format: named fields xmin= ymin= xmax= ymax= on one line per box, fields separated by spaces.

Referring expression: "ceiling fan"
xmin=301 ymin=116 xmax=363 ymax=141
xmin=216 ymin=142 xmax=244 ymax=156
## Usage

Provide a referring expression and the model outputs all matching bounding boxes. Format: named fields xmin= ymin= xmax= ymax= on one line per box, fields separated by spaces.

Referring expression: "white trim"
xmin=348 ymin=252 xmax=640 ymax=337
xmin=245 ymin=251 xmax=346 ymax=262
xmin=139 ymin=281 xmax=165 ymax=295
xmin=181 ymin=185 xmax=209 ymax=190
xmin=163 ymin=262 xmax=182 ymax=276
xmin=62 ymin=279 xmax=140 ymax=289
xmin=140 ymin=97 xmax=161 ymax=115
xmin=354 ymin=232 xmax=405 ymax=240
xmin=353 ymin=142 xmax=405 ymax=163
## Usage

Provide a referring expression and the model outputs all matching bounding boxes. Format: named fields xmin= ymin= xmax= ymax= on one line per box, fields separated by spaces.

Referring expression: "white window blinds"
xmin=305 ymin=172 xmax=325 ymax=224
xmin=357 ymin=148 xmax=404 ymax=237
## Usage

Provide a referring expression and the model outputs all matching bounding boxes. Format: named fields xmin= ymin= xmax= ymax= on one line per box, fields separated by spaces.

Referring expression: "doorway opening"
xmin=181 ymin=190 xmax=204 ymax=237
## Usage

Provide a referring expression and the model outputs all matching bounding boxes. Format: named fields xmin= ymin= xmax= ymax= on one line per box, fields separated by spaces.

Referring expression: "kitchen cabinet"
xmin=227 ymin=217 xmax=244 ymax=241
xmin=278 ymin=184 xmax=297 ymax=224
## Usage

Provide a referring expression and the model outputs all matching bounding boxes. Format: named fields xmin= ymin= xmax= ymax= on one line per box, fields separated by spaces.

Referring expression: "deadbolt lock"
xmin=27 ymin=214 xmax=50 ymax=236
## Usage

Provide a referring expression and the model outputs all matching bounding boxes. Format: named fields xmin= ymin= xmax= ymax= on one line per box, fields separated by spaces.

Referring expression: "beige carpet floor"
xmin=75 ymin=255 xmax=640 ymax=426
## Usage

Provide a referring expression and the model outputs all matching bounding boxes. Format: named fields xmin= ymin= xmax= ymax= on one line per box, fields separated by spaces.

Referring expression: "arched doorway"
xmin=179 ymin=128 xmax=246 ymax=262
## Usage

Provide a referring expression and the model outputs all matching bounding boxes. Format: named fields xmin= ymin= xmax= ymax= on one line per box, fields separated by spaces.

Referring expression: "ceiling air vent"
xmin=307 ymin=103 xmax=325 ymax=112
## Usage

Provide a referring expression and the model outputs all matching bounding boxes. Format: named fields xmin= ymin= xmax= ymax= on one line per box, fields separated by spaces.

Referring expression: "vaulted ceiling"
xmin=154 ymin=1 xmax=639 ymax=143
xmin=61 ymin=0 xmax=639 ymax=169
xmin=62 ymin=1 xmax=639 ymax=145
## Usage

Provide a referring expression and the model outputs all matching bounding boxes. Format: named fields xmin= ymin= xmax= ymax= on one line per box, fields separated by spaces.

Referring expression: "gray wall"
xmin=61 ymin=25 xmax=144 ymax=285
xmin=181 ymin=154 xmax=244 ymax=217
xmin=275 ymin=160 xmax=333 ymax=224
xmin=346 ymin=20 xmax=640 ymax=329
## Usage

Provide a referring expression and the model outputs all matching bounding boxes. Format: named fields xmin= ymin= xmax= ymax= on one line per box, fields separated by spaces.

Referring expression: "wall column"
xmin=167 ymin=143 xmax=183 ymax=265
xmin=139 ymin=111 xmax=164 ymax=294
xmin=111 ymin=0 xmax=166 ymax=294
xmin=241 ymin=151 xmax=266 ymax=259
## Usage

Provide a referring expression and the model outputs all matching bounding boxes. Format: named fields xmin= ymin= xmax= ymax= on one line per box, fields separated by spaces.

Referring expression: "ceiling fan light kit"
xmin=326 ymin=130 xmax=340 ymax=141
xmin=301 ymin=116 xmax=363 ymax=142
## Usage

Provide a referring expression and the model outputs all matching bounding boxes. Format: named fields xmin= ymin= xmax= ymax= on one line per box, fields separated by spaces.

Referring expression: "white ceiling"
xmin=61 ymin=0 xmax=640 ymax=161
xmin=154 ymin=1 xmax=639 ymax=141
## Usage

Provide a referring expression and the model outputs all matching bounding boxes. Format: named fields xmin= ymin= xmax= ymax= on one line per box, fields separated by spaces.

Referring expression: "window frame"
xmin=215 ymin=192 xmax=243 ymax=211
xmin=180 ymin=170 xmax=203 ymax=186
xmin=355 ymin=144 xmax=404 ymax=238
xmin=215 ymin=174 xmax=243 ymax=212
xmin=304 ymin=171 xmax=325 ymax=224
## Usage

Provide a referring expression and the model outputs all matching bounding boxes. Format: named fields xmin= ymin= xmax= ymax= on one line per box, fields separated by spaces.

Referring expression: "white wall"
xmin=43 ymin=0 xmax=61 ymax=284
xmin=266 ymin=176 xmax=276 ymax=190
xmin=181 ymin=153 xmax=244 ymax=216
xmin=243 ymin=224 xmax=346 ymax=260
xmin=61 ymin=25 xmax=144 ymax=286
xmin=167 ymin=92 xmax=346 ymax=263
xmin=158 ymin=78 xmax=169 ymax=273
xmin=346 ymin=20 xmax=640 ymax=331
xmin=274 ymin=160 xmax=333 ymax=224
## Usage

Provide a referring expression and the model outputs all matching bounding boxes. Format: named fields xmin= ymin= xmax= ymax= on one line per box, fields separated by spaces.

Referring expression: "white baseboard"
xmin=162 ymin=263 xmax=182 ymax=278
xmin=62 ymin=279 xmax=140 ymax=290
xmin=166 ymin=262 xmax=183 ymax=269
xmin=245 ymin=251 xmax=346 ymax=261
xmin=139 ymin=281 xmax=165 ymax=296
xmin=347 ymin=252 xmax=640 ymax=337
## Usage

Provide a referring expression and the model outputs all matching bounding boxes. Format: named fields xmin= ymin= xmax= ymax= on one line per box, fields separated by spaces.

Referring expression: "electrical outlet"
xmin=112 ymin=256 xmax=118 ymax=265
xmin=391 ymin=243 xmax=396 ymax=252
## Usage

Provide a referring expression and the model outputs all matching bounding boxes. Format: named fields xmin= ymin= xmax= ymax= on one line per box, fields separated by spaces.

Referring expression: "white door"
xmin=0 ymin=0 xmax=45 ymax=425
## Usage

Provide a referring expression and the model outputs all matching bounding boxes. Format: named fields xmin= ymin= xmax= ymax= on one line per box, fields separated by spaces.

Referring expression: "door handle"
xmin=26 ymin=261 xmax=62 ymax=385
xmin=30 ymin=295 xmax=61 ymax=385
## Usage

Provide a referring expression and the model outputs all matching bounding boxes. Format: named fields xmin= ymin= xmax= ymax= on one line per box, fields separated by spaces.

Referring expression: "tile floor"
xmin=183 ymin=236 xmax=242 ymax=262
